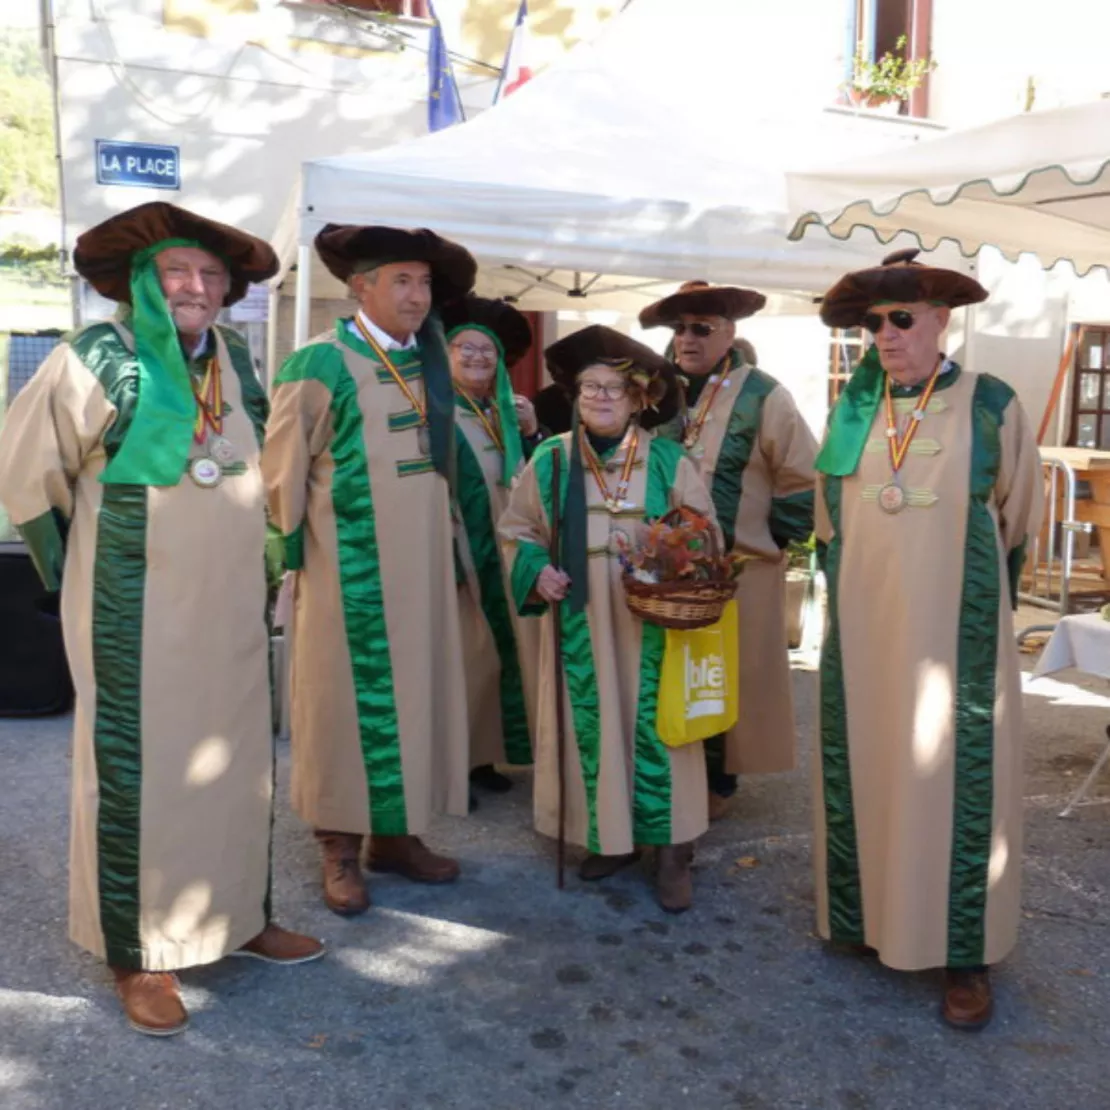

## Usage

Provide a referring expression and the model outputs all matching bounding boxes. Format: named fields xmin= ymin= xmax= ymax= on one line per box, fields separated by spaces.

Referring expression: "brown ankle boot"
xmin=367 ymin=835 xmax=460 ymax=883
xmin=317 ymin=831 xmax=369 ymax=916
xmin=112 ymin=968 xmax=188 ymax=1037
xmin=942 ymin=967 xmax=993 ymax=1030
xmin=655 ymin=842 xmax=694 ymax=914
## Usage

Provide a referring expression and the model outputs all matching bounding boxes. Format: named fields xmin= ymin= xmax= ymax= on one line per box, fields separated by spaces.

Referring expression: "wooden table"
xmin=1039 ymin=446 xmax=1110 ymax=587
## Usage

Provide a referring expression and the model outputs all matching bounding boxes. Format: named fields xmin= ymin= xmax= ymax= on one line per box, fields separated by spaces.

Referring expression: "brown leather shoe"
xmin=656 ymin=842 xmax=694 ymax=914
xmin=578 ymin=851 xmax=641 ymax=881
xmin=942 ymin=968 xmax=993 ymax=1030
xmin=707 ymin=791 xmax=733 ymax=822
xmin=367 ymin=835 xmax=460 ymax=883
xmin=317 ymin=831 xmax=370 ymax=916
xmin=231 ymin=923 xmax=326 ymax=965
xmin=112 ymin=968 xmax=188 ymax=1037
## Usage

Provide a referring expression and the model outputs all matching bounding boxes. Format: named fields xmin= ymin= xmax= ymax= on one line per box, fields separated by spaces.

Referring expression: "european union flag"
xmin=428 ymin=3 xmax=465 ymax=133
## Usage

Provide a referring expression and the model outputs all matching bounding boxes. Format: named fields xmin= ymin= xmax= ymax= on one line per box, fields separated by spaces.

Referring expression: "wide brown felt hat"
xmin=544 ymin=325 xmax=679 ymax=430
xmin=314 ymin=224 xmax=477 ymax=304
xmin=440 ymin=295 xmax=533 ymax=366
xmin=820 ymin=248 xmax=988 ymax=329
xmin=72 ymin=202 xmax=278 ymax=305
xmin=639 ymin=280 xmax=767 ymax=329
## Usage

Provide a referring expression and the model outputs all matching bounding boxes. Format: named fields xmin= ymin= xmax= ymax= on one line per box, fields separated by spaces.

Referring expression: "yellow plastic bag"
xmin=655 ymin=601 xmax=739 ymax=747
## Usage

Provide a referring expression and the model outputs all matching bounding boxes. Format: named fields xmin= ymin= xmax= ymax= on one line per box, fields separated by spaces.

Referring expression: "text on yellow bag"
xmin=655 ymin=601 xmax=738 ymax=747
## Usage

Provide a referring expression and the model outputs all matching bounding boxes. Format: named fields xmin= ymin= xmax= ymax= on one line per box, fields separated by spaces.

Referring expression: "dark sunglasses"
xmin=672 ymin=321 xmax=718 ymax=338
xmin=862 ymin=309 xmax=917 ymax=335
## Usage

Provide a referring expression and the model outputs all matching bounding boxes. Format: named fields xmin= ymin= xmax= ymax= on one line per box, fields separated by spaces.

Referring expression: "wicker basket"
xmin=620 ymin=506 xmax=740 ymax=629
xmin=622 ymin=575 xmax=737 ymax=630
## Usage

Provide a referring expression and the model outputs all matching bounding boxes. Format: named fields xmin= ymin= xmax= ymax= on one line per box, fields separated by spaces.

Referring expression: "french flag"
xmin=494 ymin=0 xmax=533 ymax=102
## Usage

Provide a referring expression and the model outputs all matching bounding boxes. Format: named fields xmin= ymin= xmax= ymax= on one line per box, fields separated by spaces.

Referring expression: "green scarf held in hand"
xmin=814 ymin=344 xmax=886 ymax=478
xmin=445 ymin=322 xmax=523 ymax=486
xmin=99 ymin=237 xmax=213 ymax=487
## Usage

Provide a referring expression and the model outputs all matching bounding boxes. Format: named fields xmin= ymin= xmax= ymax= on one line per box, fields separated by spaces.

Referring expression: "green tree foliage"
xmin=0 ymin=30 xmax=57 ymax=208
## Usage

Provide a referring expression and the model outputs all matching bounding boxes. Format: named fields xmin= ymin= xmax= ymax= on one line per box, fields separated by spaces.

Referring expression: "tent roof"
xmin=787 ymin=98 xmax=1110 ymax=276
xmin=276 ymin=0 xmax=950 ymax=304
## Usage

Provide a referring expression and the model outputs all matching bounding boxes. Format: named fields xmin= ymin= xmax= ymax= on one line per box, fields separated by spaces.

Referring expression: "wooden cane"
xmin=548 ymin=444 xmax=568 ymax=890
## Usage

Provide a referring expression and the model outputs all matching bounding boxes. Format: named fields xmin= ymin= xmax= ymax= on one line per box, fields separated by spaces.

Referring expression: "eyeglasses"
xmin=672 ymin=321 xmax=719 ymax=338
xmin=451 ymin=342 xmax=498 ymax=362
xmin=862 ymin=309 xmax=917 ymax=335
xmin=579 ymin=380 xmax=630 ymax=400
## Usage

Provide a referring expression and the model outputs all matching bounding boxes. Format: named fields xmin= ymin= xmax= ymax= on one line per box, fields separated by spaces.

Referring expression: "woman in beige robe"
xmin=443 ymin=296 xmax=542 ymax=794
xmin=499 ymin=325 xmax=720 ymax=913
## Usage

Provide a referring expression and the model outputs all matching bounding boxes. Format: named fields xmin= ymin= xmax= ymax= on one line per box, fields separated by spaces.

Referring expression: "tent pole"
xmin=294 ymin=243 xmax=312 ymax=350
xmin=265 ymin=284 xmax=281 ymax=392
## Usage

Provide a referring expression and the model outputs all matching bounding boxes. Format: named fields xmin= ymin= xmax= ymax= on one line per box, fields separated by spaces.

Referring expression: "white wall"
xmin=53 ymin=0 xmax=495 ymax=250
xmin=930 ymin=0 xmax=1110 ymax=126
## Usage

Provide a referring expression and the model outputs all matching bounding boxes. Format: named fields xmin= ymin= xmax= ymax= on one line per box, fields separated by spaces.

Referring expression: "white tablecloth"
xmin=1034 ymin=614 xmax=1110 ymax=680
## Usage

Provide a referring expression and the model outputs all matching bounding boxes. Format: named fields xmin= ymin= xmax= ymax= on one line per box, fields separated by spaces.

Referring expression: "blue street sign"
xmin=95 ymin=141 xmax=180 ymax=190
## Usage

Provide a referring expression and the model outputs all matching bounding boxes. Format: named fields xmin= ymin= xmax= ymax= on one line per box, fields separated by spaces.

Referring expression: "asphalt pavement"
xmin=2 ymin=611 xmax=1109 ymax=1110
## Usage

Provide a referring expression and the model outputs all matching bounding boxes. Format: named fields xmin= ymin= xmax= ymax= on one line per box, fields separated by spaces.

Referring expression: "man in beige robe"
xmin=641 ymin=281 xmax=818 ymax=819
xmin=0 ymin=202 xmax=323 ymax=1038
xmin=813 ymin=249 xmax=1043 ymax=1029
xmin=263 ymin=225 xmax=473 ymax=917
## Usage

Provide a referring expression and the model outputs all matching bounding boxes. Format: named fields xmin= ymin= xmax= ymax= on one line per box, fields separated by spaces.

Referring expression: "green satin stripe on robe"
xmin=218 ymin=326 xmax=269 ymax=447
xmin=710 ymin=366 xmax=778 ymax=549
xmin=69 ymin=323 xmax=142 ymax=462
xmin=817 ymin=475 xmax=865 ymax=943
xmin=326 ymin=363 xmax=408 ymax=836
xmin=18 ymin=509 xmax=67 ymax=591
xmin=947 ymin=374 xmax=1013 ymax=968
xmin=455 ymin=427 xmax=532 ymax=764
xmin=531 ymin=440 xmax=602 ymax=852
xmin=65 ymin=322 xmax=154 ymax=965
xmin=630 ymin=437 xmax=682 ymax=843
xmin=509 ymin=540 xmax=549 ymax=617
xmin=92 ymin=483 xmax=148 ymax=968
xmin=769 ymin=489 xmax=816 ymax=550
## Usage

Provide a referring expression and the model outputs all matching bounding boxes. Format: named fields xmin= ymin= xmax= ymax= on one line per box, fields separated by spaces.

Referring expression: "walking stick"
xmin=548 ymin=445 xmax=567 ymax=890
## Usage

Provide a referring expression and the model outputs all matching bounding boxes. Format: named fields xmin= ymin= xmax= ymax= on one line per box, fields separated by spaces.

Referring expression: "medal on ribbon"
xmin=879 ymin=360 xmax=943 ymax=515
xmin=582 ymin=425 xmax=639 ymax=514
xmin=353 ymin=316 xmax=429 ymax=455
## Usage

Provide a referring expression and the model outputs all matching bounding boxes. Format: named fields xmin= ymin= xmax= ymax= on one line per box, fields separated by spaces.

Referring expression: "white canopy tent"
xmin=271 ymin=0 xmax=949 ymax=345
xmin=786 ymin=98 xmax=1110 ymax=274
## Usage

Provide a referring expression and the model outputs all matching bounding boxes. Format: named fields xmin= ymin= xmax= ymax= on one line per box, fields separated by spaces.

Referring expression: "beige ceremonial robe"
xmin=670 ymin=353 xmax=817 ymax=774
xmin=499 ymin=430 xmax=716 ymax=855
xmin=0 ymin=318 xmax=273 ymax=971
xmin=454 ymin=403 xmax=539 ymax=769
xmin=814 ymin=366 xmax=1043 ymax=970
xmin=262 ymin=321 xmax=469 ymax=837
